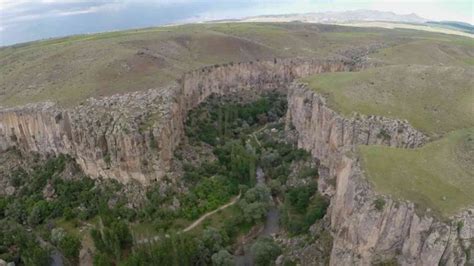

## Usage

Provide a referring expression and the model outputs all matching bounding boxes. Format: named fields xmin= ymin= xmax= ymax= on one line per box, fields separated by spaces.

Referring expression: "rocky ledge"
xmin=1 ymin=56 xmax=472 ymax=265
xmin=0 ymin=57 xmax=357 ymax=184
xmin=286 ymin=83 xmax=474 ymax=265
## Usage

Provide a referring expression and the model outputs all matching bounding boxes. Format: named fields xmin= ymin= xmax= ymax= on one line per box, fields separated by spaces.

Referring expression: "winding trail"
xmin=136 ymin=192 xmax=241 ymax=244
xmin=182 ymin=192 xmax=241 ymax=232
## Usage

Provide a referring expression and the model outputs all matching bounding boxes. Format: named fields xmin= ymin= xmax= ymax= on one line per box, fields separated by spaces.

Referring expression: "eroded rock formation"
xmin=1 ymin=57 xmax=472 ymax=265
xmin=0 ymin=58 xmax=354 ymax=184
xmin=0 ymin=88 xmax=184 ymax=184
xmin=286 ymin=83 xmax=474 ymax=265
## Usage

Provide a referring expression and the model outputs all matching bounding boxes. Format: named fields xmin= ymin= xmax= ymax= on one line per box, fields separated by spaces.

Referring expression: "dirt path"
xmin=182 ymin=192 xmax=241 ymax=232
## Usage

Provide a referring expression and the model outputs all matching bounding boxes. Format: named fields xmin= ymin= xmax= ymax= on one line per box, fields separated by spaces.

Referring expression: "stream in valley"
xmin=235 ymin=167 xmax=280 ymax=266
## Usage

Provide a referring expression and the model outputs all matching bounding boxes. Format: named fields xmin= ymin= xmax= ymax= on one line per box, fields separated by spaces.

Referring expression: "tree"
xmin=286 ymin=183 xmax=316 ymax=214
xmin=251 ymin=236 xmax=281 ymax=266
xmin=196 ymin=227 xmax=229 ymax=265
xmin=211 ymin=249 xmax=234 ymax=266
xmin=238 ymin=184 xmax=271 ymax=223
xmin=202 ymin=227 xmax=228 ymax=254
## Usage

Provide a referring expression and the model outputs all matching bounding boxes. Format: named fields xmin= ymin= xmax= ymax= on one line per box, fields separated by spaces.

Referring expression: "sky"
xmin=0 ymin=0 xmax=472 ymax=46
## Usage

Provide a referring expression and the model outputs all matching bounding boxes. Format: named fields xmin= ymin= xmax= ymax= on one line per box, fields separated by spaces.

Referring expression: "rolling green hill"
xmin=1 ymin=22 xmax=471 ymax=107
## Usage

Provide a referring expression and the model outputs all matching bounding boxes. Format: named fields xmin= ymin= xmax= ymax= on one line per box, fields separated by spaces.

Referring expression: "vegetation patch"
xmin=360 ymin=128 xmax=474 ymax=217
xmin=280 ymin=182 xmax=329 ymax=235
xmin=2 ymin=22 xmax=471 ymax=107
xmin=304 ymin=64 xmax=474 ymax=136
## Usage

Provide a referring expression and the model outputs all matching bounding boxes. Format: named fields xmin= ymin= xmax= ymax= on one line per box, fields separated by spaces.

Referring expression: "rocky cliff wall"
xmin=0 ymin=88 xmax=184 ymax=184
xmin=0 ymin=58 xmax=355 ymax=184
xmin=286 ymin=83 xmax=474 ymax=265
xmin=1 ymin=55 xmax=473 ymax=264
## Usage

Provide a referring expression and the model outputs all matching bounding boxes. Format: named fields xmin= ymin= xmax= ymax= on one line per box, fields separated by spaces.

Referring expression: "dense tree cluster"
xmin=0 ymin=155 xmax=125 ymax=264
xmin=0 ymin=92 xmax=331 ymax=265
xmin=281 ymin=181 xmax=329 ymax=235
xmin=251 ymin=236 xmax=282 ymax=266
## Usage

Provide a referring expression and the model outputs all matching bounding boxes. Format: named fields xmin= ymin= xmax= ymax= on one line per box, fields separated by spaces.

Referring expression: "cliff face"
xmin=0 ymin=58 xmax=354 ymax=184
xmin=0 ymin=88 xmax=184 ymax=184
xmin=286 ymin=83 xmax=474 ymax=265
xmin=2 ymin=56 xmax=472 ymax=264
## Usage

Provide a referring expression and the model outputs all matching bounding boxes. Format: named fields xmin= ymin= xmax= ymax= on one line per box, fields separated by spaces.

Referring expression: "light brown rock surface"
xmin=1 ymin=57 xmax=472 ymax=265
xmin=0 ymin=58 xmax=354 ymax=184
xmin=286 ymin=83 xmax=474 ymax=265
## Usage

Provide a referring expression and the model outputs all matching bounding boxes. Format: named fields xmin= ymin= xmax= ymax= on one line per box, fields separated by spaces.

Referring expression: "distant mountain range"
xmin=426 ymin=21 xmax=474 ymax=33
xmin=240 ymin=10 xmax=428 ymax=24
xmin=235 ymin=10 xmax=473 ymax=35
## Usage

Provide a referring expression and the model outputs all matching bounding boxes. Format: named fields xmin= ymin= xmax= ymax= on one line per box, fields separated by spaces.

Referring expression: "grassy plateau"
xmin=1 ymin=22 xmax=473 ymax=218
xmin=1 ymin=22 xmax=471 ymax=107
xmin=304 ymin=29 xmax=473 ymax=217
xmin=360 ymin=128 xmax=474 ymax=217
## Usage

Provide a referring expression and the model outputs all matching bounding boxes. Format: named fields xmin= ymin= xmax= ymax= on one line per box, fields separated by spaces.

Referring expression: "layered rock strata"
xmin=1 ymin=54 xmax=473 ymax=264
xmin=0 ymin=58 xmax=355 ymax=184
xmin=286 ymin=83 xmax=474 ymax=265
xmin=0 ymin=88 xmax=184 ymax=184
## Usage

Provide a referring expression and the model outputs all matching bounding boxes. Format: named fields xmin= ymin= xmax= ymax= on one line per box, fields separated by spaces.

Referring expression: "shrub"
xmin=212 ymin=249 xmax=234 ymax=266
xmin=286 ymin=183 xmax=317 ymax=214
xmin=58 ymin=234 xmax=81 ymax=262
xmin=304 ymin=194 xmax=329 ymax=225
xmin=251 ymin=236 xmax=282 ymax=266
xmin=373 ymin=198 xmax=386 ymax=211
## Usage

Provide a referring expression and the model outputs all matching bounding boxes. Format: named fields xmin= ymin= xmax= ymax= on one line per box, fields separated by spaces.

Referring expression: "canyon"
xmin=0 ymin=57 xmax=473 ymax=265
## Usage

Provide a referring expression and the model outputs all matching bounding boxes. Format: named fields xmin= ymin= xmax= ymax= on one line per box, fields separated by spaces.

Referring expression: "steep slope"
xmin=286 ymin=84 xmax=473 ymax=265
xmin=1 ymin=23 xmax=473 ymax=265
xmin=2 ymin=22 xmax=471 ymax=107
xmin=0 ymin=58 xmax=354 ymax=184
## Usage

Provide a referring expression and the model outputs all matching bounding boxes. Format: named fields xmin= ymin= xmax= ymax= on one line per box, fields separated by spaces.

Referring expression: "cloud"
xmin=0 ymin=0 xmax=124 ymax=29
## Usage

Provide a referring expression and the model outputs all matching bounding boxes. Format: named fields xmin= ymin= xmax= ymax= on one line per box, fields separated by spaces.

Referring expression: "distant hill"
xmin=426 ymin=21 xmax=474 ymax=33
xmin=241 ymin=9 xmax=427 ymax=24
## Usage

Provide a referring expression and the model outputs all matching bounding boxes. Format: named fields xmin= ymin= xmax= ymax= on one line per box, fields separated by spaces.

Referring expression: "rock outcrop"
xmin=0 ymin=88 xmax=184 ymax=184
xmin=0 ymin=58 xmax=355 ymax=184
xmin=1 ymin=55 xmax=472 ymax=265
xmin=286 ymin=83 xmax=474 ymax=265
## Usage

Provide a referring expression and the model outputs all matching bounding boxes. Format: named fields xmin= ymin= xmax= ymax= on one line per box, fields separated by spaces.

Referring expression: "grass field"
xmin=1 ymin=22 xmax=472 ymax=107
xmin=304 ymin=65 xmax=474 ymax=136
xmin=360 ymin=128 xmax=474 ymax=217
xmin=337 ymin=21 xmax=474 ymax=38
xmin=372 ymin=38 xmax=474 ymax=66
xmin=303 ymin=32 xmax=473 ymax=216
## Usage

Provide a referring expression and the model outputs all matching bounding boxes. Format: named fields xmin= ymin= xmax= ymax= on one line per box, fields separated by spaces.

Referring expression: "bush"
xmin=28 ymin=200 xmax=50 ymax=226
xmin=304 ymin=194 xmax=329 ymax=225
xmin=212 ymin=249 xmax=234 ymax=266
xmin=90 ymin=220 xmax=132 ymax=262
xmin=286 ymin=183 xmax=317 ymax=214
xmin=251 ymin=236 xmax=281 ymax=266
xmin=58 ymin=234 xmax=81 ymax=262
xmin=238 ymin=184 xmax=271 ymax=223
xmin=373 ymin=198 xmax=386 ymax=211
xmin=298 ymin=166 xmax=318 ymax=179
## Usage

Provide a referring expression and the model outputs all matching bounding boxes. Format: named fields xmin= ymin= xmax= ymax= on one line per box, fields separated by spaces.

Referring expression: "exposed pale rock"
xmin=42 ymin=180 xmax=56 ymax=201
xmin=0 ymin=58 xmax=355 ymax=184
xmin=286 ymin=83 xmax=473 ymax=265
xmin=1 ymin=56 xmax=472 ymax=265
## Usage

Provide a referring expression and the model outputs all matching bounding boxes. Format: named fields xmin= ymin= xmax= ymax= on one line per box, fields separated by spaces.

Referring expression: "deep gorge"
xmin=1 ymin=57 xmax=473 ymax=265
